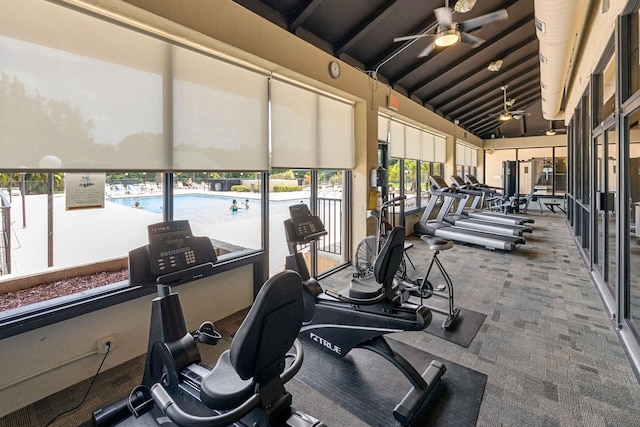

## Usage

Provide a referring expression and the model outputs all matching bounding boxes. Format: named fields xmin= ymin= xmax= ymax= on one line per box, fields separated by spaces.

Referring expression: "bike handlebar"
xmin=382 ymin=195 xmax=406 ymax=208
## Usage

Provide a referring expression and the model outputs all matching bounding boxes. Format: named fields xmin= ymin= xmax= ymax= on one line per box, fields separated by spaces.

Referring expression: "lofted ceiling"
xmin=233 ymin=0 xmax=566 ymax=139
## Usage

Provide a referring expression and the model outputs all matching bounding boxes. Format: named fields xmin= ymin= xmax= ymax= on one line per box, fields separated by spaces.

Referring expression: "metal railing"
xmin=311 ymin=197 xmax=342 ymax=256
xmin=0 ymin=191 xmax=11 ymax=275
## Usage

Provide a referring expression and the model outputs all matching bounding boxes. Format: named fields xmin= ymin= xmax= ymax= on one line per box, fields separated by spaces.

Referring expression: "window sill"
xmin=0 ymin=250 xmax=263 ymax=340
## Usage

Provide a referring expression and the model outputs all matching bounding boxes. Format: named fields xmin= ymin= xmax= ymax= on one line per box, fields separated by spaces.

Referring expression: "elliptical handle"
xmin=384 ymin=195 xmax=406 ymax=207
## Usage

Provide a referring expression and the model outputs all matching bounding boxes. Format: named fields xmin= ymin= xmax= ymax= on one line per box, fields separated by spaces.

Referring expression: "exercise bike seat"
xmin=199 ymin=269 xmax=305 ymax=411
xmin=200 ymin=352 xmax=253 ymax=410
xmin=347 ymin=227 xmax=405 ymax=300
xmin=419 ymin=235 xmax=454 ymax=251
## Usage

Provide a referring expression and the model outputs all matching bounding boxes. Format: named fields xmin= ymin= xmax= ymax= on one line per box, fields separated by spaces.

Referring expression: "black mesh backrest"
xmin=374 ymin=227 xmax=405 ymax=287
xmin=230 ymin=270 xmax=304 ymax=383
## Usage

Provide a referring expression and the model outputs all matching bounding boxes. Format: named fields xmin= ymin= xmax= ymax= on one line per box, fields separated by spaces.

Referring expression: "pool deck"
xmin=2 ymin=188 xmax=334 ymax=279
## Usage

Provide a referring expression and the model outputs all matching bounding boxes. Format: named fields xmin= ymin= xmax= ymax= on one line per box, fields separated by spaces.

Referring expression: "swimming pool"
xmin=109 ymin=194 xmax=303 ymax=224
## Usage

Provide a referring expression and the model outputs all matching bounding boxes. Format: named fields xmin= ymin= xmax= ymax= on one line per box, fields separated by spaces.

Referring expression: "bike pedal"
xmin=434 ymin=285 xmax=446 ymax=292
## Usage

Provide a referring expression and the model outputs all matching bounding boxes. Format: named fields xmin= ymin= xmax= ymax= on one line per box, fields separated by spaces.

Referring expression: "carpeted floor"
xmin=2 ymin=211 xmax=640 ymax=426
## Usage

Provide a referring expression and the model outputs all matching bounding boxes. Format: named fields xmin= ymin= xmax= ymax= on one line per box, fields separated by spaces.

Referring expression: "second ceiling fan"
xmin=394 ymin=0 xmax=509 ymax=57
xmin=493 ymin=85 xmax=530 ymax=122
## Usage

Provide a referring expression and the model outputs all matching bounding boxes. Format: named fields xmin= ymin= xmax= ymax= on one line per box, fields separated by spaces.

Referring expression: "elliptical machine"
xmin=93 ymin=220 xmax=325 ymax=427
xmin=284 ymin=204 xmax=445 ymax=426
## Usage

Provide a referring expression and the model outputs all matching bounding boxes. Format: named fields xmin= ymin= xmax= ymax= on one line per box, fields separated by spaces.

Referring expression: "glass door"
xmin=593 ymin=125 xmax=617 ymax=295
xmin=626 ymin=109 xmax=640 ymax=339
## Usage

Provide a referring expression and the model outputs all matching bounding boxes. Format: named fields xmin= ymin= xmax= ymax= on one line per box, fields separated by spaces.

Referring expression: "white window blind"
xmin=0 ymin=0 xmax=165 ymax=169
xmin=434 ymin=134 xmax=447 ymax=163
xmin=173 ymin=47 xmax=268 ymax=171
xmin=456 ymin=143 xmax=478 ymax=167
xmin=420 ymin=131 xmax=435 ymax=161
xmin=271 ymin=79 xmax=354 ymax=169
xmin=378 ymin=114 xmax=390 ymax=142
xmin=389 ymin=120 xmax=405 ymax=158
xmin=405 ymin=126 xmax=421 ymax=160
xmin=0 ymin=0 xmax=270 ymax=171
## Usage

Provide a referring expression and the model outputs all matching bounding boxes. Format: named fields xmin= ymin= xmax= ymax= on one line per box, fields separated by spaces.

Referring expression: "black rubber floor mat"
xmin=423 ymin=306 xmax=487 ymax=348
xmin=295 ymin=337 xmax=487 ymax=427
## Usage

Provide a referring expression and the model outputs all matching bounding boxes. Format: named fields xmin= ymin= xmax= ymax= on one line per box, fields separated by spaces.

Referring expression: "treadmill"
xmin=460 ymin=175 xmax=535 ymax=225
xmin=414 ymin=182 xmax=525 ymax=251
xmin=429 ymin=176 xmax=532 ymax=237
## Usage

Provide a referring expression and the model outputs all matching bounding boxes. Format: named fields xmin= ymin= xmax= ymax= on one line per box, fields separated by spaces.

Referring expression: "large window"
xmin=382 ymin=114 xmax=446 ymax=210
xmin=483 ymin=147 xmax=566 ymax=197
xmin=0 ymin=1 xmax=353 ymax=329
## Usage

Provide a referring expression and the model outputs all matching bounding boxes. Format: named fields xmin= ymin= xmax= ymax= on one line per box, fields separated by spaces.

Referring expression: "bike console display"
xmin=286 ymin=204 xmax=327 ymax=243
xmin=129 ymin=220 xmax=217 ymax=286
xmin=148 ymin=220 xmax=200 ymax=275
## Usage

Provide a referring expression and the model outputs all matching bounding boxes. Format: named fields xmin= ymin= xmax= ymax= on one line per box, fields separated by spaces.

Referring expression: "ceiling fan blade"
xmin=460 ymin=32 xmax=484 ymax=48
xmin=434 ymin=7 xmax=453 ymax=28
xmin=458 ymin=9 xmax=508 ymax=32
xmin=417 ymin=42 xmax=436 ymax=58
xmin=393 ymin=34 xmax=433 ymax=42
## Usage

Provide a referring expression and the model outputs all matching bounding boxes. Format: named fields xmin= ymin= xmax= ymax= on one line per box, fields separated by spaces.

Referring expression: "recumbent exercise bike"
xmin=284 ymin=204 xmax=446 ymax=426
xmin=93 ymin=220 xmax=325 ymax=427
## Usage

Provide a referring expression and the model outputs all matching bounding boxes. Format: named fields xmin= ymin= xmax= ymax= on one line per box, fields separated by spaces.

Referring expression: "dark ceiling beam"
xmin=408 ymin=33 xmax=538 ymax=99
xmin=435 ymin=50 xmax=539 ymax=113
xmin=465 ymin=90 xmax=540 ymax=133
xmin=456 ymin=80 xmax=540 ymax=123
xmin=438 ymin=67 xmax=540 ymax=119
xmin=443 ymin=67 xmax=539 ymax=122
xmin=335 ymin=0 xmax=397 ymax=56
xmin=387 ymin=13 xmax=534 ymax=86
xmin=443 ymin=71 xmax=539 ymax=123
xmin=288 ymin=0 xmax=323 ymax=32
xmin=469 ymin=91 xmax=540 ymax=135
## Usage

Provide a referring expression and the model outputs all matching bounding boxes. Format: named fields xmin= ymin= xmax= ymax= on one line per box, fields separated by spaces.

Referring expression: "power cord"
xmin=44 ymin=342 xmax=111 ymax=427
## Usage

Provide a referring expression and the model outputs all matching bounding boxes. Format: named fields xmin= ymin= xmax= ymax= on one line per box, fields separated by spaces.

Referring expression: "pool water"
xmin=109 ymin=194 xmax=304 ymax=224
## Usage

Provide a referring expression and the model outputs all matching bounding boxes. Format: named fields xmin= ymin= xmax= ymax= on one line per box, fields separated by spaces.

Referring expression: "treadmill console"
xmin=430 ymin=176 xmax=450 ymax=190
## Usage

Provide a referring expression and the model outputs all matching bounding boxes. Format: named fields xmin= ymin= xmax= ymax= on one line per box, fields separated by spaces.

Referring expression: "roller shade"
xmin=0 ymin=0 xmax=270 ymax=171
xmin=271 ymin=79 xmax=354 ymax=169
xmin=389 ymin=120 xmax=405 ymax=158
xmin=173 ymin=46 xmax=269 ymax=171
xmin=421 ymin=131 xmax=435 ymax=161
xmin=456 ymin=143 xmax=478 ymax=167
xmin=405 ymin=126 xmax=421 ymax=160
xmin=378 ymin=114 xmax=390 ymax=142
xmin=434 ymin=135 xmax=447 ymax=163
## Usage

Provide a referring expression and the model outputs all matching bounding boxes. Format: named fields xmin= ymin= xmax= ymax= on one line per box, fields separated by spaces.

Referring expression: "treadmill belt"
xmin=296 ymin=338 xmax=487 ymax=427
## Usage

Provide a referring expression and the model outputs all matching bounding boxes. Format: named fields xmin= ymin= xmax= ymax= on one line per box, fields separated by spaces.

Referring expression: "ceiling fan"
xmin=546 ymin=120 xmax=566 ymax=135
xmin=393 ymin=0 xmax=508 ymax=58
xmin=493 ymin=85 xmax=529 ymax=122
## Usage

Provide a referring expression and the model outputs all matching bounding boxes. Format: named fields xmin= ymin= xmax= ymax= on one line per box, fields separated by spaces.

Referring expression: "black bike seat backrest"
xmin=230 ymin=270 xmax=304 ymax=384
xmin=374 ymin=226 xmax=405 ymax=287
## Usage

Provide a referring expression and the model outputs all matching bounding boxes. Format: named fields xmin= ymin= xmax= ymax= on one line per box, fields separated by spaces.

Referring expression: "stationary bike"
xmin=93 ymin=220 xmax=325 ymax=427
xmin=354 ymin=196 xmax=459 ymax=330
xmin=402 ymin=235 xmax=460 ymax=330
xmin=284 ymin=204 xmax=446 ymax=426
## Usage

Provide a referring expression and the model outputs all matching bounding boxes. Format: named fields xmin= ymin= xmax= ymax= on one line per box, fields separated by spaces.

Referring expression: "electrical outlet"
xmin=97 ymin=334 xmax=117 ymax=354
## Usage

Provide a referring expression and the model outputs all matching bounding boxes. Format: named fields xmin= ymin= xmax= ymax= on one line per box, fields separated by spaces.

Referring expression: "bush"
xmin=230 ymin=185 xmax=250 ymax=192
xmin=273 ymin=185 xmax=302 ymax=192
